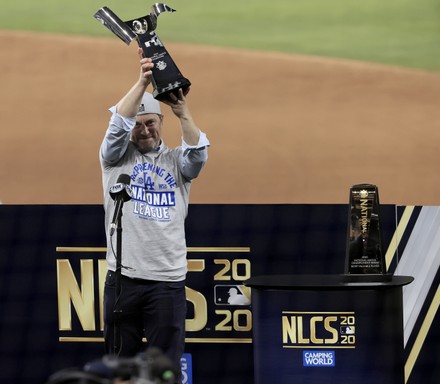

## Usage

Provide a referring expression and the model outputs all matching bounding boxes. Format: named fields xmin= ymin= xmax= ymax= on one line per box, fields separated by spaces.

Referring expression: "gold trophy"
xmin=345 ymin=184 xmax=387 ymax=277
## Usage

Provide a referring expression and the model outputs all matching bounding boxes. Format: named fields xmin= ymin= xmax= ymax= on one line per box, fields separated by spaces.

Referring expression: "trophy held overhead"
xmin=94 ymin=3 xmax=191 ymax=102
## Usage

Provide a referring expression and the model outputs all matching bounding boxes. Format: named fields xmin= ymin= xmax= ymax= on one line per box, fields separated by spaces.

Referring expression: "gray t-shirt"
xmin=100 ymin=108 xmax=209 ymax=281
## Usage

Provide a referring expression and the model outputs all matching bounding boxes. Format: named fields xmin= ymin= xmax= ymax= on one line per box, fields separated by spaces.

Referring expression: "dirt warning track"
xmin=1 ymin=31 xmax=439 ymax=205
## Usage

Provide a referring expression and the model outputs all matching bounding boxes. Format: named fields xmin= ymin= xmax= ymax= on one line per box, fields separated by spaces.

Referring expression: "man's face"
xmin=131 ymin=113 xmax=163 ymax=153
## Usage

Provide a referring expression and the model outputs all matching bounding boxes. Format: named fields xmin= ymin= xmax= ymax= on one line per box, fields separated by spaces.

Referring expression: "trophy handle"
xmin=94 ymin=7 xmax=136 ymax=45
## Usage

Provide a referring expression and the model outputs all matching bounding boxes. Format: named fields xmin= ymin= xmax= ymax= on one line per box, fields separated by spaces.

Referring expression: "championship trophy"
xmin=344 ymin=184 xmax=388 ymax=279
xmin=94 ymin=3 xmax=191 ymax=102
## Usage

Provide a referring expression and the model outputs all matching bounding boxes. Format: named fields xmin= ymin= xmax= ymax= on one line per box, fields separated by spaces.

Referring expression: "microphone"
xmin=109 ymin=174 xmax=133 ymax=236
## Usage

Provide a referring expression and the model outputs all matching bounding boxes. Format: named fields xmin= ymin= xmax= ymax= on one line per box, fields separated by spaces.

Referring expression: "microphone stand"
xmin=108 ymin=174 xmax=132 ymax=356
xmin=113 ymin=204 xmax=124 ymax=356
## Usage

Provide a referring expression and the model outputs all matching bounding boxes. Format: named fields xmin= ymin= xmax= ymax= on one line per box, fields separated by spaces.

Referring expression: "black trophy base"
xmin=152 ymin=78 xmax=191 ymax=102
xmin=341 ymin=273 xmax=393 ymax=283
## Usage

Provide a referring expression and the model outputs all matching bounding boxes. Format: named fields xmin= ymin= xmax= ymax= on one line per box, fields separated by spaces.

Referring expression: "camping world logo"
xmin=303 ymin=350 xmax=336 ymax=367
xmin=282 ymin=311 xmax=356 ymax=349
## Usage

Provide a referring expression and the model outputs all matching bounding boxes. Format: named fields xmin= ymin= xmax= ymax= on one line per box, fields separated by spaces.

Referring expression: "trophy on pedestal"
xmin=94 ymin=3 xmax=191 ymax=102
xmin=344 ymin=184 xmax=388 ymax=280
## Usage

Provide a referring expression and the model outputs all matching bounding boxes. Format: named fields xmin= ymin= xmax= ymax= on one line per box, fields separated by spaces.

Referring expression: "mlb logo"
xmin=340 ymin=325 xmax=355 ymax=334
xmin=214 ymin=285 xmax=251 ymax=305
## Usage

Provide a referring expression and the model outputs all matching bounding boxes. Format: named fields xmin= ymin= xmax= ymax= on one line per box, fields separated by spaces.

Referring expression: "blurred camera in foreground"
xmin=46 ymin=347 xmax=176 ymax=384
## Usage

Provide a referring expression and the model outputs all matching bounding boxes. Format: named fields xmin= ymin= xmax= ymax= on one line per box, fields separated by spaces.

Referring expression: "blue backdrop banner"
xmin=0 ymin=204 xmax=438 ymax=384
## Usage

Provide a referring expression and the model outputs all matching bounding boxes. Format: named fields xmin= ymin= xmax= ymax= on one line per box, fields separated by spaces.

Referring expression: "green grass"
xmin=0 ymin=0 xmax=439 ymax=70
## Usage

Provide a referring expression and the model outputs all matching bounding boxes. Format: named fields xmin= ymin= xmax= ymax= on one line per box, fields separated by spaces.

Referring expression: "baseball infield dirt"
xmin=1 ymin=31 xmax=439 ymax=205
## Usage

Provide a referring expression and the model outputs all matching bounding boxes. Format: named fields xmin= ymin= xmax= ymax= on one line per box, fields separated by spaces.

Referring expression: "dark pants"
xmin=103 ymin=270 xmax=186 ymax=379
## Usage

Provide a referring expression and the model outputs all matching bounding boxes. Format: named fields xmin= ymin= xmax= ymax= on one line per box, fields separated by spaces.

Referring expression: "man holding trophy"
xmin=98 ymin=5 xmax=209 ymax=379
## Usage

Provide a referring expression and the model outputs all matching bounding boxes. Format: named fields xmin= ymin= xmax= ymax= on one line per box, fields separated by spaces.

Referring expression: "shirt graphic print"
xmin=130 ymin=160 xmax=177 ymax=222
